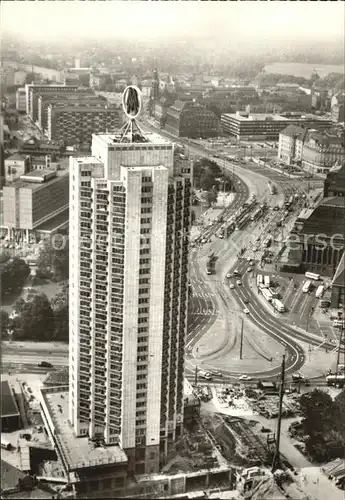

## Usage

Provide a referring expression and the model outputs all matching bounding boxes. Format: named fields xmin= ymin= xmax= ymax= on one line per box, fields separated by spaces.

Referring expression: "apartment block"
xmin=37 ymin=90 xmax=103 ymax=131
xmin=25 ymin=83 xmax=80 ymax=121
xmin=47 ymin=104 xmax=123 ymax=144
xmin=68 ymin=130 xmax=191 ymax=475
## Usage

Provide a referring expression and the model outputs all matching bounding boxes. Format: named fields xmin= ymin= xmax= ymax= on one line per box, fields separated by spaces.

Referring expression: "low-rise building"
xmin=301 ymin=129 xmax=345 ymax=174
xmin=1 ymin=381 xmax=21 ymax=432
xmin=165 ymin=100 xmax=219 ymax=138
xmin=19 ymin=136 xmax=61 ymax=158
xmin=4 ymin=153 xmax=31 ymax=183
xmin=324 ymin=164 xmax=345 ymax=197
xmin=47 ymin=103 xmax=123 ymax=144
xmin=2 ymin=168 xmax=69 ymax=241
xmin=331 ymin=100 xmax=345 ymax=123
xmin=278 ymin=125 xmax=308 ymax=165
xmin=15 ymin=87 xmax=26 ymax=112
xmin=153 ymin=95 xmax=176 ymax=127
xmin=221 ymin=111 xmax=332 ymax=141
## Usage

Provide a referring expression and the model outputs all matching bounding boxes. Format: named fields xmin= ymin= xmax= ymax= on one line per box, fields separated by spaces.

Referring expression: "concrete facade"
xmin=47 ymin=105 xmax=123 ymax=144
xmin=221 ymin=112 xmax=332 ymax=141
xmin=15 ymin=88 xmax=26 ymax=112
xmin=69 ymin=130 xmax=191 ymax=474
xmin=4 ymin=154 xmax=31 ymax=183
xmin=2 ymin=170 xmax=69 ymax=232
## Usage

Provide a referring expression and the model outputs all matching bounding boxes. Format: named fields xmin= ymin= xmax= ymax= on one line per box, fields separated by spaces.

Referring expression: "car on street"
xmin=243 ymin=298 xmax=249 ymax=304
xmin=229 ymin=284 xmax=235 ymax=289
xmin=38 ymin=361 xmax=53 ymax=368
xmin=238 ymin=374 xmax=252 ymax=381
xmin=243 ymin=308 xmax=250 ymax=314
xmin=236 ymin=280 xmax=242 ymax=286
xmin=233 ymin=269 xmax=240 ymax=276
xmin=249 ymin=260 xmax=255 ymax=266
xmin=247 ymin=267 xmax=253 ymax=272
xmin=226 ymin=273 xmax=233 ymax=278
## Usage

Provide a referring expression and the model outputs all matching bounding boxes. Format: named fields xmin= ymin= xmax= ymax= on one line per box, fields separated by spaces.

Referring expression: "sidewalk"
xmin=286 ymin=467 xmax=345 ymax=500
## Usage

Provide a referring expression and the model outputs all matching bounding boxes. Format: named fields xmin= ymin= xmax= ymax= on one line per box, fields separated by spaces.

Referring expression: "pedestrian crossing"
xmin=192 ymin=309 xmax=220 ymax=316
xmin=192 ymin=291 xmax=216 ymax=300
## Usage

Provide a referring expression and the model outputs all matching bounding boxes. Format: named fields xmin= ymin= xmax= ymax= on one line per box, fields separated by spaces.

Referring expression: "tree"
xmin=37 ymin=237 xmax=69 ymax=281
xmin=193 ymin=157 xmax=222 ymax=191
xmin=50 ymin=283 xmax=69 ymax=342
xmin=0 ymin=257 xmax=30 ymax=298
xmin=12 ymin=293 xmax=55 ymax=341
xmin=53 ymin=303 xmax=69 ymax=342
xmin=299 ymin=389 xmax=345 ymax=462
xmin=0 ymin=309 xmax=9 ymax=338
xmin=0 ymin=251 xmax=11 ymax=264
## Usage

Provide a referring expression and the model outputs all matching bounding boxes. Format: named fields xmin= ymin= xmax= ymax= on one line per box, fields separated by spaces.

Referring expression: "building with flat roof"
xmin=25 ymin=83 xmax=80 ymax=121
xmin=221 ymin=111 xmax=332 ymax=141
xmin=4 ymin=153 xmax=31 ymax=184
xmin=2 ymin=168 xmax=69 ymax=241
xmin=37 ymin=90 xmax=103 ymax=132
xmin=19 ymin=136 xmax=61 ymax=158
xmin=47 ymin=104 xmax=123 ymax=144
xmin=1 ymin=380 xmax=21 ymax=432
xmin=275 ymin=197 xmax=345 ymax=275
xmin=67 ymin=120 xmax=191 ymax=478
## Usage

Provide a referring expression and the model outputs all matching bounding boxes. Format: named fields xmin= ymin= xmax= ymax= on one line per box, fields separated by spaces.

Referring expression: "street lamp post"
xmin=239 ymin=317 xmax=244 ymax=360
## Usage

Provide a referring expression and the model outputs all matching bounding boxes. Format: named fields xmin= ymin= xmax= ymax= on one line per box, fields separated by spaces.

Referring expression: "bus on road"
xmin=264 ymin=275 xmax=270 ymax=288
xmin=262 ymin=288 xmax=273 ymax=303
xmin=315 ymin=285 xmax=324 ymax=299
xmin=272 ymin=298 xmax=285 ymax=313
xmin=326 ymin=374 xmax=345 ymax=388
xmin=263 ymin=236 xmax=272 ymax=248
xmin=302 ymin=280 xmax=312 ymax=293
xmin=305 ymin=272 xmax=321 ymax=281
xmin=257 ymin=274 xmax=263 ymax=287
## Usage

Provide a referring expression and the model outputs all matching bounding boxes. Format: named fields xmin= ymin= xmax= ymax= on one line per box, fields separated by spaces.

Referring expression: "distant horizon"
xmin=1 ymin=1 xmax=344 ymax=42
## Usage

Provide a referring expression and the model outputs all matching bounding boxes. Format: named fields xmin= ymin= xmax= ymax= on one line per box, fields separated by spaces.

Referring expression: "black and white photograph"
xmin=0 ymin=1 xmax=344 ymax=498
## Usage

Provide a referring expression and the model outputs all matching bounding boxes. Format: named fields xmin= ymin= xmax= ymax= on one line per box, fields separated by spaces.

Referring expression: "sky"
xmin=1 ymin=1 xmax=344 ymax=42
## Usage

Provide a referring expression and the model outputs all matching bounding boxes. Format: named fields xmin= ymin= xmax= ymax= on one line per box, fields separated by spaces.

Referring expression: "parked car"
xmin=38 ymin=361 xmax=53 ymax=368
xmin=239 ymin=374 xmax=252 ymax=381
xmin=236 ymin=280 xmax=242 ymax=286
